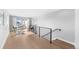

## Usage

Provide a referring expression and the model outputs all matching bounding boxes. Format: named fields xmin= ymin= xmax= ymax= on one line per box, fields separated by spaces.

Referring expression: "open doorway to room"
xmin=9 ymin=15 xmax=32 ymax=35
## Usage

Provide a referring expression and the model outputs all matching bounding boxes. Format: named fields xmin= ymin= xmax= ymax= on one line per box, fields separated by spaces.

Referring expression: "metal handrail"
xmin=38 ymin=26 xmax=52 ymax=43
xmin=37 ymin=26 xmax=51 ymax=29
xmin=30 ymin=25 xmax=61 ymax=44
xmin=52 ymin=28 xmax=61 ymax=32
xmin=39 ymin=28 xmax=61 ymax=37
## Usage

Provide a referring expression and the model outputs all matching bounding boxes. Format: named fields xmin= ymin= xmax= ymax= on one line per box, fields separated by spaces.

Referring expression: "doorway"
xmin=9 ymin=16 xmax=32 ymax=35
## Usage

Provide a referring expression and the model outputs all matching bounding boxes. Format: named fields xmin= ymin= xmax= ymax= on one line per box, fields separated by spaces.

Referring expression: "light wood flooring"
xmin=3 ymin=30 xmax=75 ymax=49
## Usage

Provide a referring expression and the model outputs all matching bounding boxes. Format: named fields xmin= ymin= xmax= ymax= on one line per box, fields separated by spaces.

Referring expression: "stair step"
xmin=53 ymin=39 xmax=75 ymax=49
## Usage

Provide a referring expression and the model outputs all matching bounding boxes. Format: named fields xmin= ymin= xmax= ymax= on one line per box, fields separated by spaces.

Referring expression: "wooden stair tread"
xmin=53 ymin=39 xmax=75 ymax=49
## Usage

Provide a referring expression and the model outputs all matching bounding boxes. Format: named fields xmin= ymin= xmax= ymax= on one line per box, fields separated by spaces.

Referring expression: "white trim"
xmin=1 ymin=31 xmax=9 ymax=49
xmin=53 ymin=37 xmax=75 ymax=45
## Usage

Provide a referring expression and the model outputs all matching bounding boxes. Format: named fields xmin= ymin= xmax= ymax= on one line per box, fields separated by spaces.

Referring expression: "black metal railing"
xmin=30 ymin=25 xmax=61 ymax=44
xmin=35 ymin=26 xmax=52 ymax=44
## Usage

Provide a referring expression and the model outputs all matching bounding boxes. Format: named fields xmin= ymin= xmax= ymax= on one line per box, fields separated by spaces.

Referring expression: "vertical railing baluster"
xmin=50 ymin=28 xmax=52 ymax=44
xmin=38 ymin=26 xmax=52 ymax=43
xmin=39 ymin=27 xmax=40 ymax=37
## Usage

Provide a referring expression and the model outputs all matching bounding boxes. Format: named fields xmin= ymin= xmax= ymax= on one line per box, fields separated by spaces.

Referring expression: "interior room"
xmin=0 ymin=9 xmax=78 ymax=49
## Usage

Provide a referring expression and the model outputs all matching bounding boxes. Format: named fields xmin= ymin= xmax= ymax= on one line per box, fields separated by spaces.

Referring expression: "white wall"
xmin=75 ymin=10 xmax=79 ymax=48
xmin=36 ymin=9 xmax=75 ymax=44
xmin=7 ymin=9 xmax=75 ymax=44
xmin=0 ymin=10 xmax=9 ymax=48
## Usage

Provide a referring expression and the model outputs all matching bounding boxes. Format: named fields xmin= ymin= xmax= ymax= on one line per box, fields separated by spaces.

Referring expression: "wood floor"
xmin=3 ymin=30 xmax=75 ymax=49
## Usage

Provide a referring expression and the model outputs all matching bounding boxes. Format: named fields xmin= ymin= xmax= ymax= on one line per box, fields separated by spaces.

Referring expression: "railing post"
xmin=50 ymin=28 xmax=52 ymax=44
xmin=39 ymin=27 xmax=40 ymax=37
xmin=35 ymin=25 xmax=37 ymax=34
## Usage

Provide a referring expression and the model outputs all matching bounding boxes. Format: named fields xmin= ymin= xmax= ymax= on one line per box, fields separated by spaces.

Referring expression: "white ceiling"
xmin=7 ymin=9 xmax=60 ymax=17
